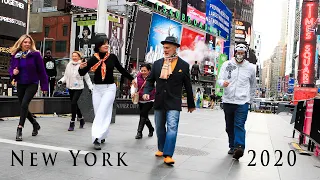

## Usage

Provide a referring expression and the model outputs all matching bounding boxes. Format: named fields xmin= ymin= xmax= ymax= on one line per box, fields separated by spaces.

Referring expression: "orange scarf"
xmin=90 ymin=53 xmax=110 ymax=80
xmin=160 ymin=56 xmax=178 ymax=79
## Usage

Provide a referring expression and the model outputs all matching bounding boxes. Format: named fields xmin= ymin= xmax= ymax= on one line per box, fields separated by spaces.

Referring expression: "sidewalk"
xmin=0 ymin=109 xmax=319 ymax=180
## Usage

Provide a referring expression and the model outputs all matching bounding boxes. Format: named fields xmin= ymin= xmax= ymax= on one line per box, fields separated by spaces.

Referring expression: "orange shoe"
xmin=164 ymin=156 xmax=175 ymax=165
xmin=155 ymin=151 xmax=163 ymax=157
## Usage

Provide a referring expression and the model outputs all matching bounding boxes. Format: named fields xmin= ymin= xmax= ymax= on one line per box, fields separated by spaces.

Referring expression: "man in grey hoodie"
xmin=217 ymin=43 xmax=256 ymax=160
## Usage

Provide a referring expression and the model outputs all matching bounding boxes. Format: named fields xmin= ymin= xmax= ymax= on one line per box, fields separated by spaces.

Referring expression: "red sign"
xmin=293 ymin=87 xmax=318 ymax=105
xmin=298 ymin=1 xmax=318 ymax=85
xmin=303 ymin=99 xmax=314 ymax=136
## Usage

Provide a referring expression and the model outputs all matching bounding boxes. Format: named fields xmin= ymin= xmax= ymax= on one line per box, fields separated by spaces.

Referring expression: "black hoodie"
xmin=43 ymin=55 xmax=57 ymax=78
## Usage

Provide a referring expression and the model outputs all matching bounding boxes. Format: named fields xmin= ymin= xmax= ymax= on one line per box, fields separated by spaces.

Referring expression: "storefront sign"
xmin=136 ymin=0 xmax=230 ymax=40
xmin=298 ymin=0 xmax=318 ymax=86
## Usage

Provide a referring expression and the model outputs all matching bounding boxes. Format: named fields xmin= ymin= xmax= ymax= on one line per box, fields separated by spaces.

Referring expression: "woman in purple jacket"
xmin=9 ymin=34 xmax=49 ymax=141
xmin=131 ymin=64 xmax=155 ymax=139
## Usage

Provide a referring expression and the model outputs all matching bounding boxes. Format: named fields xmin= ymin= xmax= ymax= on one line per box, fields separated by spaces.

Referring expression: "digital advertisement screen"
xmin=0 ymin=0 xmax=27 ymax=39
xmin=145 ymin=13 xmax=182 ymax=64
xmin=187 ymin=0 xmax=206 ymax=25
xmin=235 ymin=20 xmax=252 ymax=45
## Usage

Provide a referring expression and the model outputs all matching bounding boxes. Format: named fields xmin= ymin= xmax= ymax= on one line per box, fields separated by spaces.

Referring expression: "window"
xmin=257 ymin=40 xmax=259 ymax=43
xmin=63 ymin=25 xmax=68 ymax=36
xmin=44 ymin=0 xmax=52 ymax=7
xmin=45 ymin=41 xmax=53 ymax=51
xmin=55 ymin=41 xmax=67 ymax=52
xmin=44 ymin=26 xmax=50 ymax=37
xmin=36 ymin=41 xmax=42 ymax=52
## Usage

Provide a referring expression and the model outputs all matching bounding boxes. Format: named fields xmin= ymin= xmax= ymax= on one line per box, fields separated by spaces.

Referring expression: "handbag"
xmin=132 ymin=80 xmax=147 ymax=104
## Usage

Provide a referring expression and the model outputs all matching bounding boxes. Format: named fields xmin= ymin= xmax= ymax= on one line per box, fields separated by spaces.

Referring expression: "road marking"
xmin=0 ymin=138 xmax=91 ymax=155
xmin=178 ymin=133 xmax=224 ymax=140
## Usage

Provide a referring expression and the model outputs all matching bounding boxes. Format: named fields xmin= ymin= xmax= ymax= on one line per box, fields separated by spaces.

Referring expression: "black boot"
xmin=94 ymin=138 xmax=101 ymax=150
xmin=32 ymin=121 xmax=41 ymax=136
xmin=145 ymin=118 xmax=154 ymax=137
xmin=135 ymin=117 xmax=146 ymax=139
xmin=79 ymin=118 xmax=85 ymax=129
xmin=16 ymin=127 xmax=22 ymax=141
xmin=68 ymin=121 xmax=75 ymax=131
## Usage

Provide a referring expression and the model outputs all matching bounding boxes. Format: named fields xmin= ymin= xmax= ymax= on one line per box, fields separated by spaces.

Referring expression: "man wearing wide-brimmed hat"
xmin=143 ymin=36 xmax=196 ymax=165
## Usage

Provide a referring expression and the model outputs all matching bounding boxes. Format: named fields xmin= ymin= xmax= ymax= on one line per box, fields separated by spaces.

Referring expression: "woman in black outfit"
xmin=79 ymin=34 xmax=134 ymax=150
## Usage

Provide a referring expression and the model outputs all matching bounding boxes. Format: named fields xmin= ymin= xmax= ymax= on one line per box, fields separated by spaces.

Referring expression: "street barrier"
xmin=292 ymin=98 xmax=320 ymax=157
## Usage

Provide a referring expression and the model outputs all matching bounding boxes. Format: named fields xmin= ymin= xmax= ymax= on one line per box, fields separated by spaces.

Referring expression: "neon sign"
xmin=298 ymin=0 xmax=318 ymax=86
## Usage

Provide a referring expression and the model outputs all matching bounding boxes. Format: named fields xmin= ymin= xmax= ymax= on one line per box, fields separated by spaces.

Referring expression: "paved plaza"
xmin=0 ymin=109 xmax=319 ymax=180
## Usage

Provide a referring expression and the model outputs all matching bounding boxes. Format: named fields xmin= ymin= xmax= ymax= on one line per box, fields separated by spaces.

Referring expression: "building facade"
xmin=30 ymin=14 xmax=71 ymax=58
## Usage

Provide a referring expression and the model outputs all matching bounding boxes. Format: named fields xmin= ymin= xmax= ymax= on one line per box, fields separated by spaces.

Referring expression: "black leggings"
xmin=69 ymin=89 xmax=83 ymax=121
xmin=17 ymin=84 xmax=38 ymax=127
xmin=139 ymin=102 xmax=154 ymax=119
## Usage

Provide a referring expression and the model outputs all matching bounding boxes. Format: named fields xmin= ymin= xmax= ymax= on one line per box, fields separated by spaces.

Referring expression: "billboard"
xmin=71 ymin=14 xmax=97 ymax=59
xmin=205 ymin=0 xmax=232 ymax=40
xmin=297 ymin=0 xmax=318 ymax=86
xmin=215 ymin=53 xmax=228 ymax=96
xmin=179 ymin=27 xmax=207 ymax=65
xmin=145 ymin=13 xmax=182 ymax=64
xmin=187 ymin=0 xmax=206 ymax=25
xmin=70 ymin=13 xmax=127 ymax=64
xmin=0 ymin=0 xmax=27 ymax=39
xmin=180 ymin=27 xmax=205 ymax=50
xmin=146 ymin=0 xmax=181 ymax=11
xmin=235 ymin=20 xmax=252 ymax=45
xmin=71 ymin=0 xmax=98 ymax=9
xmin=106 ymin=14 xmax=127 ymax=64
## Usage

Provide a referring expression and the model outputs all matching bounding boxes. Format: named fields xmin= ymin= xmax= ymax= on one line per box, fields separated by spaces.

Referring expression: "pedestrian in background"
xmin=196 ymin=88 xmax=201 ymax=108
xmin=131 ymin=63 xmax=155 ymax=139
xmin=43 ymin=48 xmax=57 ymax=97
xmin=9 ymin=34 xmax=48 ymax=141
xmin=58 ymin=51 xmax=93 ymax=131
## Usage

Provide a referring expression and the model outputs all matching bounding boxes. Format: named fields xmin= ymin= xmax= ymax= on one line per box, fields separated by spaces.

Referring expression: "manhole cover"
xmin=145 ymin=145 xmax=209 ymax=156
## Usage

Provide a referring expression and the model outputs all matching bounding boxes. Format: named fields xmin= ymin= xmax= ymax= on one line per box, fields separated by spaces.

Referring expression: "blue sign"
xmin=288 ymin=78 xmax=295 ymax=94
xmin=277 ymin=77 xmax=281 ymax=92
xmin=205 ymin=0 xmax=232 ymax=40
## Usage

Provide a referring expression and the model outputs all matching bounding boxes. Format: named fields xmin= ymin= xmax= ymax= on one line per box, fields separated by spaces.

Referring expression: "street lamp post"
xmin=26 ymin=0 xmax=31 ymax=34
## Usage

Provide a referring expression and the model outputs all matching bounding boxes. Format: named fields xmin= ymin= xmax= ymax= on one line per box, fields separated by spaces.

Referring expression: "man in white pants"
xmin=217 ymin=43 xmax=256 ymax=160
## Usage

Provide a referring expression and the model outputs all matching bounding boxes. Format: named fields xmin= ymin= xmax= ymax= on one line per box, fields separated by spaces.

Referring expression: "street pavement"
xmin=0 ymin=108 xmax=319 ymax=180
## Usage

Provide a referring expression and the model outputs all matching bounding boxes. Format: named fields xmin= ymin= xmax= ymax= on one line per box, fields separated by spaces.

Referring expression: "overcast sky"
xmin=253 ymin=0 xmax=285 ymax=62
